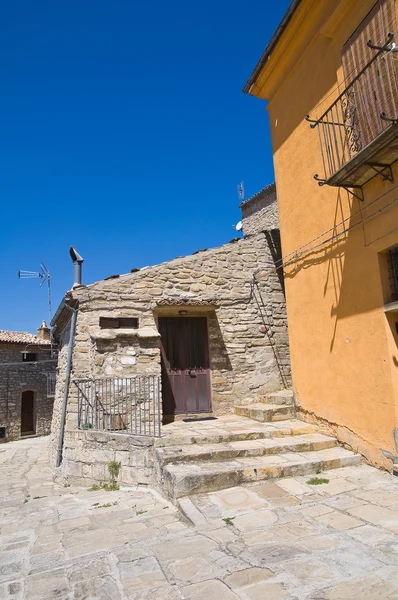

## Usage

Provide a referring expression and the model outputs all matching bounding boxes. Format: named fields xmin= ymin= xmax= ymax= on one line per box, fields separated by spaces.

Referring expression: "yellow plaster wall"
xmin=253 ymin=0 xmax=398 ymax=467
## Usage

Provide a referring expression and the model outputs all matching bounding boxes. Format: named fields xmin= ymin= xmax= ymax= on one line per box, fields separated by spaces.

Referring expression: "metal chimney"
xmin=69 ymin=246 xmax=84 ymax=286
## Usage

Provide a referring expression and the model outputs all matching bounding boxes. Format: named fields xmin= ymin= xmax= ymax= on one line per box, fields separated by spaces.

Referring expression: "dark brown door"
xmin=159 ymin=317 xmax=211 ymax=415
xmin=21 ymin=391 xmax=35 ymax=435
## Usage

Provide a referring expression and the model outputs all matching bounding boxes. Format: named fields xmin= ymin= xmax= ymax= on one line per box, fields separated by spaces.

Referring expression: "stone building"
xmin=0 ymin=322 xmax=57 ymax=440
xmin=50 ymin=187 xmax=292 ymax=483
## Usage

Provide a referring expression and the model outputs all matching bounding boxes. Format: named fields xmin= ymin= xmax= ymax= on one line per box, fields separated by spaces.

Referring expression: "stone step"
xmin=155 ymin=433 xmax=337 ymax=467
xmin=155 ymin=419 xmax=318 ymax=448
xmin=161 ymin=446 xmax=362 ymax=501
xmin=234 ymin=403 xmax=295 ymax=422
xmin=261 ymin=389 xmax=294 ymax=406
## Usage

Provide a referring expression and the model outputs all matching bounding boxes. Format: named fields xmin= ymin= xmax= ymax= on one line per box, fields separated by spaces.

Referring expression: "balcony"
xmin=307 ymin=34 xmax=398 ymax=196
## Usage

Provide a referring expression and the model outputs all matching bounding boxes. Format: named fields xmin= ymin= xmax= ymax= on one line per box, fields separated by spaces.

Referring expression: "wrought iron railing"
xmin=75 ymin=376 xmax=162 ymax=438
xmin=307 ymin=34 xmax=398 ymax=184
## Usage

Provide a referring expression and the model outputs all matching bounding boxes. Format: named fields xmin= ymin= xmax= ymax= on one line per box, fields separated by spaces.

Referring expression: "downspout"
xmin=55 ymin=246 xmax=84 ymax=468
xmin=56 ymin=302 xmax=78 ymax=468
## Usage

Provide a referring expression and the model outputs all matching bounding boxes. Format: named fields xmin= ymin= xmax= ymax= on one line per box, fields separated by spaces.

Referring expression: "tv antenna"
xmin=237 ymin=181 xmax=245 ymax=202
xmin=18 ymin=263 xmax=52 ymax=325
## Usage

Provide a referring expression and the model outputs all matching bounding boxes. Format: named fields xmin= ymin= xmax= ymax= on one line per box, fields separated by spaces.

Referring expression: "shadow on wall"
xmin=264 ymin=229 xmax=285 ymax=295
xmin=208 ymin=312 xmax=233 ymax=373
xmin=270 ymin=35 xmax=338 ymax=153
xmin=283 ymin=181 xmax=398 ymax=352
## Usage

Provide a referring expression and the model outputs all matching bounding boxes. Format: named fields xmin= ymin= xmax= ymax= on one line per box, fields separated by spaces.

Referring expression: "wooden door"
xmin=21 ymin=391 xmax=35 ymax=434
xmin=159 ymin=317 xmax=211 ymax=415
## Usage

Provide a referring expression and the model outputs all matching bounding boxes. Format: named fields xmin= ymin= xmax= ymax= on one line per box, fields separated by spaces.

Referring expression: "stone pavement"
xmin=2 ymin=437 xmax=398 ymax=599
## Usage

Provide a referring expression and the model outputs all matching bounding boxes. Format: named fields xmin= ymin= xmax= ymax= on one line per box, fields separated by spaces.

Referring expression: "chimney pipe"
xmin=69 ymin=246 xmax=84 ymax=287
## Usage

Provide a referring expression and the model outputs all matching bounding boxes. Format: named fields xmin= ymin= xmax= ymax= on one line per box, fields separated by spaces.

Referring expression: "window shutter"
xmin=341 ymin=0 xmax=398 ymax=148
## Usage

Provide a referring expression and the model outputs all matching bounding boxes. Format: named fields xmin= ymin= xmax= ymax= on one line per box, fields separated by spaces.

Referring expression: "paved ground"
xmin=2 ymin=437 xmax=398 ymax=599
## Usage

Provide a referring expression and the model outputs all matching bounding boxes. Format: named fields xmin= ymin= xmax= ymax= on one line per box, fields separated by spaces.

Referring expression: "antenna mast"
xmin=18 ymin=264 xmax=53 ymax=349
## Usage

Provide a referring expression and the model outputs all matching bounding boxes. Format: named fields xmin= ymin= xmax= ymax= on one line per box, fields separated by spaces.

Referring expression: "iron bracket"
xmin=314 ymin=175 xmax=364 ymax=201
xmin=367 ymin=32 xmax=394 ymax=52
xmin=366 ymin=162 xmax=394 ymax=182
xmin=306 ymin=115 xmax=345 ymax=129
xmin=380 ymin=112 xmax=398 ymax=124
xmin=314 ymin=174 xmax=326 ymax=186
xmin=342 ymin=185 xmax=364 ymax=202
xmin=305 ymin=115 xmax=318 ymax=129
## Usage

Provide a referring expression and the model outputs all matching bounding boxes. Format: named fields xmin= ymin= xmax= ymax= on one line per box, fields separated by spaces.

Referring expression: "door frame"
xmin=157 ymin=312 xmax=213 ymax=416
xmin=20 ymin=390 xmax=36 ymax=436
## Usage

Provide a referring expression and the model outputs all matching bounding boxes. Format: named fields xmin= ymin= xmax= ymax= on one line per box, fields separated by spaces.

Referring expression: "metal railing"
xmin=75 ymin=375 xmax=162 ymax=437
xmin=307 ymin=34 xmax=398 ymax=183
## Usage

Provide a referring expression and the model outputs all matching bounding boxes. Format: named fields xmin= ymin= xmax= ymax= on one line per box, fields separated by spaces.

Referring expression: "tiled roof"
xmin=0 ymin=331 xmax=51 ymax=346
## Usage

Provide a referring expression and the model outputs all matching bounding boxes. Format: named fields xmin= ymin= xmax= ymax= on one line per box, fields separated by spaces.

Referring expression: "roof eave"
xmin=243 ymin=0 xmax=303 ymax=95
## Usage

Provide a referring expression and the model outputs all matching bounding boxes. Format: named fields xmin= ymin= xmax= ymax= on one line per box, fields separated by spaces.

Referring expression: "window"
xmin=387 ymin=248 xmax=398 ymax=302
xmin=99 ymin=317 xmax=139 ymax=329
xmin=22 ymin=352 xmax=37 ymax=362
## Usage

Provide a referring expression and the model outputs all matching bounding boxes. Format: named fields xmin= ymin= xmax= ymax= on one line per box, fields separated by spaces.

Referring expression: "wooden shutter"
xmin=342 ymin=0 xmax=398 ymax=148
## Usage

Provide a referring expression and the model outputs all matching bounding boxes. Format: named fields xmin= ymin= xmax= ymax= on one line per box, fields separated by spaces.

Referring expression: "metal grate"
xmin=46 ymin=373 xmax=57 ymax=398
xmin=388 ymin=248 xmax=398 ymax=301
xmin=74 ymin=376 xmax=162 ymax=438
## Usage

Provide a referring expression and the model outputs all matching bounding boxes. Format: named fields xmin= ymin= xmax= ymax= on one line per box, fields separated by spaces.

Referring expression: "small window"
xmin=99 ymin=317 xmax=139 ymax=329
xmin=387 ymin=248 xmax=398 ymax=302
xmin=22 ymin=352 xmax=37 ymax=362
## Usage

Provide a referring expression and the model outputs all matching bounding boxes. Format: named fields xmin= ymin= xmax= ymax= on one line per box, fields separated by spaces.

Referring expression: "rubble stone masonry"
xmin=50 ymin=227 xmax=291 ymax=476
xmin=0 ymin=344 xmax=55 ymax=439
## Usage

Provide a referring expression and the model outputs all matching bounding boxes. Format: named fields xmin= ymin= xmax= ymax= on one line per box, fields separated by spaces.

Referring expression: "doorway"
xmin=158 ymin=316 xmax=211 ymax=415
xmin=21 ymin=391 xmax=35 ymax=435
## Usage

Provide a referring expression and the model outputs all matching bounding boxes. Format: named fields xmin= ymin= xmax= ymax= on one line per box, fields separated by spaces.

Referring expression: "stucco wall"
xmin=0 ymin=344 xmax=56 ymax=439
xmin=252 ymin=0 xmax=398 ymax=468
xmin=50 ymin=230 xmax=291 ymax=469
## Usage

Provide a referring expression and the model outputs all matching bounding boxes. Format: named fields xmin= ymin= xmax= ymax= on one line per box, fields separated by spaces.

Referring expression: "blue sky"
xmin=0 ymin=0 xmax=289 ymax=333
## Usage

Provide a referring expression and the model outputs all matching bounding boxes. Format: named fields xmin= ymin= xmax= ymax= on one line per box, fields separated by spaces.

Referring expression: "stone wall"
xmin=0 ymin=344 xmax=56 ymax=439
xmin=51 ymin=228 xmax=291 ymax=475
xmin=241 ymin=183 xmax=279 ymax=236
xmin=61 ymin=429 xmax=155 ymax=487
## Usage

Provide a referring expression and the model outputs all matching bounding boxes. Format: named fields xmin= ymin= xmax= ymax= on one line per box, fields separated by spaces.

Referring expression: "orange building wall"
xmin=250 ymin=0 xmax=398 ymax=468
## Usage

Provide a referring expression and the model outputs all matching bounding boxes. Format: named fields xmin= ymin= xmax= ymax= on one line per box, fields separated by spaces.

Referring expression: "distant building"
xmin=0 ymin=322 xmax=57 ymax=440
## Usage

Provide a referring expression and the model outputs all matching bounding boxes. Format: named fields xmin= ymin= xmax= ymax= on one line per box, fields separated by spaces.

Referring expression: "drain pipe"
xmin=56 ymin=302 xmax=78 ymax=468
xmin=56 ymin=246 xmax=84 ymax=468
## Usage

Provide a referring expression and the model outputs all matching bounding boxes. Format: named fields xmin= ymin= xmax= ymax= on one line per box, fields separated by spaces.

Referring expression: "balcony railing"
xmin=307 ymin=34 xmax=398 ymax=190
xmin=75 ymin=375 xmax=162 ymax=438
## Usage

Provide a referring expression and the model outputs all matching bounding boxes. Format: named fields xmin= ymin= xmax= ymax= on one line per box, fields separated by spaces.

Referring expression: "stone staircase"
xmin=155 ymin=390 xmax=361 ymax=503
